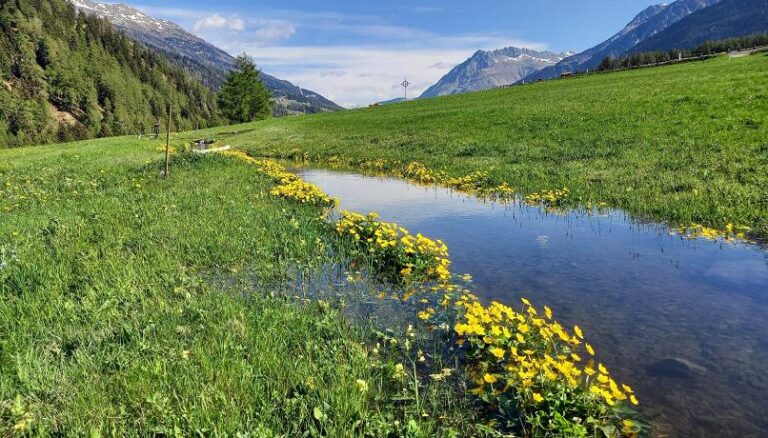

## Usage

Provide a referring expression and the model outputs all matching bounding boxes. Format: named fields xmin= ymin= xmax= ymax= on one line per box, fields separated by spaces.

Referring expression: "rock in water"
xmin=647 ymin=357 xmax=708 ymax=379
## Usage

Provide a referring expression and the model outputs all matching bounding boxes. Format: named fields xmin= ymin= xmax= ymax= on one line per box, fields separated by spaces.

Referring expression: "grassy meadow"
xmin=2 ymin=52 xmax=766 ymax=436
xmin=0 ymin=138 xmax=482 ymax=435
xmin=218 ymin=53 xmax=768 ymax=240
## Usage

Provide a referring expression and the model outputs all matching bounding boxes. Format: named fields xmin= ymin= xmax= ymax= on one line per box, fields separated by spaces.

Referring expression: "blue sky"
xmin=132 ymin=0 xmax=662 ymax=107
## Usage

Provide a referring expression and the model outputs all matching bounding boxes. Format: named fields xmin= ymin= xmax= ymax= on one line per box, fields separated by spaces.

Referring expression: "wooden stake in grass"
xmin=164 ymin=103 xmax=172 ymax=178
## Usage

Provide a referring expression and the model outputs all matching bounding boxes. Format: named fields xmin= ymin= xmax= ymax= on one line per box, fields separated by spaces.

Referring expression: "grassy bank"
xmin=0 ymin=139 xmax=480 ymax=435
xmin=214 ymin=53 xmax=767 ymax=239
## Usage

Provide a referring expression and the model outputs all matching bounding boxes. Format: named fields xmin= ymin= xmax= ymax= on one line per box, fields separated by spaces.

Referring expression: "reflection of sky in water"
xmin=296 ymin=167 xmax=768 ymax=438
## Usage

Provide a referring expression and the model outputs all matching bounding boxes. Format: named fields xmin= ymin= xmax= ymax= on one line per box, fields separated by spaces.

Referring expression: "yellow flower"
xmin=417 ymin=308 xmax=434 ymax=320
xmin=622 ymin=419 xmax=636 ymax=435
xmin=489 ymin=347 xmax=505 ymax=359
xmin=585 ymin=343 xmax=595 ymax=356
xmin=532 ymin=392 xmax=544 ymax=403
xmin=630 ymin=394 xmax=639 ymax=405
xmin=573 ymin=325 xmax=584 ymax=339
xmin=544 ymin=305 xmax=553 ymax=320
xmin=483 ymin=373 xmax=499 ymax=384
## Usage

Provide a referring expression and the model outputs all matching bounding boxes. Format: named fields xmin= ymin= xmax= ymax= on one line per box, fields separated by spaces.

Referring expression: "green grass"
xmin=211 ymin=54 xmax=767 ymax=239
xmin=0 ymin=139 xmax=478 ymax=435
xmin=2 ymin=52 xmax=766 ymax=435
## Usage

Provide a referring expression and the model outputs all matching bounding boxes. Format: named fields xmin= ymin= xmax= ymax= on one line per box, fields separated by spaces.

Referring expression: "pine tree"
xmin=218 ymin=54 xmax=272 ymax=123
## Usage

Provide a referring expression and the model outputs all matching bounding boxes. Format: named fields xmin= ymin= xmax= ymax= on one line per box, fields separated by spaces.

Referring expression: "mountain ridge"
xmin=69 ymin=0 xmax=343 ymax=115
xmin=420 ymin=47 xmax=569 ymax=98
xmin=521 ymin=0 xmax=721 ymax=82
xmin=631 ymin=0 xmax=768 ymax=52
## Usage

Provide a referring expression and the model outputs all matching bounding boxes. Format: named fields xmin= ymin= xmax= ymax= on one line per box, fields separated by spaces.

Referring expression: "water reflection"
xmin=294 ymin=166 xmax=768 ymax=438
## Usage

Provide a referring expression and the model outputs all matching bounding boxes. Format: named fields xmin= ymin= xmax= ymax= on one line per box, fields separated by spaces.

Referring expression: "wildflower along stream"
xmin=288 ymin=163 xmax=768 ymax=438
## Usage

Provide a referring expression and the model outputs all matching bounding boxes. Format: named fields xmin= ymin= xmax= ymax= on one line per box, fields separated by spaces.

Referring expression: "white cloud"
xmin=428 ymin=61 xmax=457 ymax=69
xmin=251 ymin=21 xmax=296 ymax=45
xmin=213 ymin=44 xmax=483 ymax=107
xmin=193 ymin=14 xmax=246 ymax=32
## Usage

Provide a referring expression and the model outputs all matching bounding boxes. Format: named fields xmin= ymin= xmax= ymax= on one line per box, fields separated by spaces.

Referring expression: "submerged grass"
xmin=195 ymin=53 xmax=767 ymax=240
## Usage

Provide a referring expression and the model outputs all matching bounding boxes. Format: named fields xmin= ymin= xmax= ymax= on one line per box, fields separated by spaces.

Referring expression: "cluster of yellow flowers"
xmin=222 ymin=150 xmax=338 ymax=207
xmin=299 ymin=154 xmax=517 ymax=203
xmin=358 ymin=158 xmax=395 ymax=171
xmin=269 ymin=180 xmax=340 ymax=207
xmin=336 ymin=210 xmax=451 ymax=284
xmin=674 ymin=222 xmax=749 ymax=242
xmin=451 ymin=296 xmax=638 ymax=405
xmin=414 ymin=291 xmax=641 ymax=436
xmin=524 ymin=188 xmax=570 ymax=207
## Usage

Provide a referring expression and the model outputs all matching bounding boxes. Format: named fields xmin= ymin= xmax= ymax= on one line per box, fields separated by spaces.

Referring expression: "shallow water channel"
xmin=290 ymin=164 xmax=768 ymax=438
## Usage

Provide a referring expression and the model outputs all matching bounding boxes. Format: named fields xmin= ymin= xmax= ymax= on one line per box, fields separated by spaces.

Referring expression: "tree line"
xmin=0 ymin=0 xmax=271 ymax=148
xmin=597 ymin=33 xmax=768 ymax=72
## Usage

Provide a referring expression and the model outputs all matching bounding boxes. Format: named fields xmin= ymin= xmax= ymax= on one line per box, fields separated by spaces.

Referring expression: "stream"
xmin=291 ymin=164 xmax=768 ymax=438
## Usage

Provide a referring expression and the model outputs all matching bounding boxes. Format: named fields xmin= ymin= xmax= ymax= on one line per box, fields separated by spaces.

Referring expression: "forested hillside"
xmin=0 ymin=0 xmax=221 ymax=147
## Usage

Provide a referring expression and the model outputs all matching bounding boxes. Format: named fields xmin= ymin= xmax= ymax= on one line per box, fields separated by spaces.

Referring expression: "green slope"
xmin=0 ymin=0 xmax=220 ymax=148
xmin=222 ymin=54 xmax=768 ymax=240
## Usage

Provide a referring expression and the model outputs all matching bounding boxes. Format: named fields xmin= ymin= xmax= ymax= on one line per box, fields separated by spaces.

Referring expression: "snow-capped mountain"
xmin=420 ymin=47 xmax=570 ymax=98
xmin=70 ymin=0 xmax=184 ymax=34
xmin=69 ymin=0 xmax=342 ymax=114
xmin=521 ymin=0 xmax=722 ymax=82
xmin=631 ymin=0 xmax=768 ymax=52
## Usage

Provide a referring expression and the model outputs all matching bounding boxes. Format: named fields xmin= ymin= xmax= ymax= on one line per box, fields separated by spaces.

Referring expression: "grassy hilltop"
xmin=225 ymin=53 xmax=768 ymax=239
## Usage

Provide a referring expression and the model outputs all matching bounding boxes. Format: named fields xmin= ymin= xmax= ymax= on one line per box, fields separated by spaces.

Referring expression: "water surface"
xmin=294 ymin=166 xmax=768 ymax=438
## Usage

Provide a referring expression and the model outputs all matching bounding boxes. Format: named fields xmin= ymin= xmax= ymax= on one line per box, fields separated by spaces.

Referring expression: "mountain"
xmin=632 ymin=0 xmax=768 ymax=52
xmin=522 ymin=0 xmax=721 ymax=82
xmin=374 ymin=97 xmax=408 ymax=106
xmin=69 ymin=0 xmax=343 ymax=115
xmin=0 ymin=0 xmax=219 ymax=147
xmin=420 ymin=47 xmax=569 ymax=98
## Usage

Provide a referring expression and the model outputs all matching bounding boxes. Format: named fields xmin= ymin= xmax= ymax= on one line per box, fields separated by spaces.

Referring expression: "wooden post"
xmin=164 ymin=103 xmax=172 ymax=178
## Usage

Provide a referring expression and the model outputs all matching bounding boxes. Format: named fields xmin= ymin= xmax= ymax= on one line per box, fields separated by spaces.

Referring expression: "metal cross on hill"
xmin=401 ymin=77 xmax=410 ymax=100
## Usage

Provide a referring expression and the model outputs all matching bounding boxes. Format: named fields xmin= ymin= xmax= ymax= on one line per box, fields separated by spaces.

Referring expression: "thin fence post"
xmin=164 ymin=103 xmax=172 ymax=178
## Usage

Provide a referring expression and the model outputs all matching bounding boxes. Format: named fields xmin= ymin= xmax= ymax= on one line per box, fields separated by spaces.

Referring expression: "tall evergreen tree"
xmin=218 ymin=55 xmax=272 ymax=123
